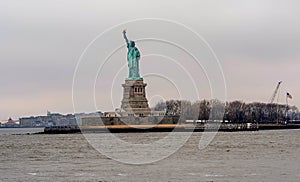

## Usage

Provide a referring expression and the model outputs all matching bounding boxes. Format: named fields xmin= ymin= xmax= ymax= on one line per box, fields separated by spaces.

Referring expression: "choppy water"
xmin=0 ymin=128 xmax=299 ymax=181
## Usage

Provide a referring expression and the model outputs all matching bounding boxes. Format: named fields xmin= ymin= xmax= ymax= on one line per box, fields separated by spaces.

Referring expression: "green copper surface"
xmin=123 ymin=30 xmax=143 ymax=80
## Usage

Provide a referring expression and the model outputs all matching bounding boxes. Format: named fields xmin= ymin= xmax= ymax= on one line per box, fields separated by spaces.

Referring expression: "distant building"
xmin=1 ymin=118 xmax=19 ymax=127
xmin=19 ymin=112 xmax=77 ymax=127
xmin=75 ymin=112 xmax=103 ymax=126
xmin=19 ymin=111 xmax=103 ymax=127
xmin=6 ymin=118 xmax=17 ymax=124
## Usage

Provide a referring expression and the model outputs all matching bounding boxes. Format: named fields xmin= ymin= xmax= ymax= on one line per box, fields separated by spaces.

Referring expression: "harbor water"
xmin=0 ymin=128 xmax=299 ymax=181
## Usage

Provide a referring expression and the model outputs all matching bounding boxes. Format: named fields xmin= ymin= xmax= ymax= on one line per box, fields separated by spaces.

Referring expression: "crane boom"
xmin=270 ymin=81 xmax=282 ymax=103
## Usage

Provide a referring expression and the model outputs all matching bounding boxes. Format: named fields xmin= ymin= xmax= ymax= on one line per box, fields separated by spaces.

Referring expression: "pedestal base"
xmin=121 ymin=80 xmax=151 ymax=117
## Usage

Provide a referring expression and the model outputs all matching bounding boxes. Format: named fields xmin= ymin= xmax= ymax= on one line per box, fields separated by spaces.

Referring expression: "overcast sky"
xmin=1 ymin=0 xmax=300 ymax=120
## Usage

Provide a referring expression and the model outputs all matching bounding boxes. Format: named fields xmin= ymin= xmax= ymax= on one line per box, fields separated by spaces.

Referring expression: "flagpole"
xmin=276 ymin=87 xmax=281 ymax=125
xmin=285 ymin=93 xmax=288 ymax=124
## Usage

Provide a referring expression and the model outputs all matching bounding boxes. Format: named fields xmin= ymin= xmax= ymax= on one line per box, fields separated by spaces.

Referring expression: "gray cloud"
xmin=1 ymin=0 xmax=300 ymax=119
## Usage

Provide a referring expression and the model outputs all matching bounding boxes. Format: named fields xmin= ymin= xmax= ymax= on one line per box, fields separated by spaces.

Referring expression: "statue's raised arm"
xmin=122 ymin=30 xmax=129 ymax=46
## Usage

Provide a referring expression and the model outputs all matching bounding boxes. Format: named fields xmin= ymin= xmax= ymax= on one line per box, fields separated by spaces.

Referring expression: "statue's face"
xmin=129 ymin=41 xmax=135 ymax=47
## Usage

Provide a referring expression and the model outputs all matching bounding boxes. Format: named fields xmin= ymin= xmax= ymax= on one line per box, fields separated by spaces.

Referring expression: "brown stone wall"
xmin=81 ymin=116 xmax=180 ymax=126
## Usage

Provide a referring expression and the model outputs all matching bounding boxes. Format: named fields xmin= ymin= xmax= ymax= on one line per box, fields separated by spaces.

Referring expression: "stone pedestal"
xmin=121 ymin=79 xmax=151 ymax=117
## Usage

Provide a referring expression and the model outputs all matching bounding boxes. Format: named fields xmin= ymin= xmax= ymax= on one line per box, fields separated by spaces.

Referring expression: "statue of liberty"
xmin=122 ymin=30 xmax=142 ymax=80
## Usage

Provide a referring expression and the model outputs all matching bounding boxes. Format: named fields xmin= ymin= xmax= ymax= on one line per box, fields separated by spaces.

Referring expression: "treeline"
xmin=154 ymin=99 xmax=300 ymax=123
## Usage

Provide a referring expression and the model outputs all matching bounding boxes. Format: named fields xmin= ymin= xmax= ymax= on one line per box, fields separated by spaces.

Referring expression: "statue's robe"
xmin=127 ymin=46 xmax=141 ymax=79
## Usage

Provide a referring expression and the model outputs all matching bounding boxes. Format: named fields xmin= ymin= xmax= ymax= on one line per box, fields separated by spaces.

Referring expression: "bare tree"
xmin=154 ymin=99 xmax=299 ymax=123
